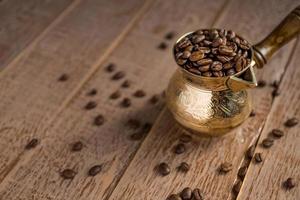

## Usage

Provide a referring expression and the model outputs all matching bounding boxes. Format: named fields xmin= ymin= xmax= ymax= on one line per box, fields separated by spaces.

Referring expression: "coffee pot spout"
xmin=226 ymin=61 xmax=257 ymax=91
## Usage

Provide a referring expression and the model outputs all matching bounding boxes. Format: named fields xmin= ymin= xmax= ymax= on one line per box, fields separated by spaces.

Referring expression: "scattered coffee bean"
xmin=110 ymin=90 xmax=121 ymax=99
xmin=165 ymin=31 xmax=175 ymax=40
xmin=25 ymin=138 xmax=39 ymax=149
xmin=254 ymin=153 xmax=263 ymax=163
xmin=87 ymin=88 xmax=97 ymax=96
xmin=112 ymin=71 xmax=125 ymax=80
xmin=261 ymin=138 xmax=274 ymax=148
xmin=232 ymin=180 xmax=242 ymax=194
xmin=88 ymin=165 xmax=102 ymax=176
xmin=178 ymin=162 xmax=190 ymax=173
xmin=257 ymin=80 xmax=266 ymax=87
xmin=271 ymin=80 xmax=279 ymax=88
xmin=121 ymin=80 xmax=131 ymax=88
xmin=126 ymin=119 xmax=141 ymax=129
xmin=283 ymin=178 xmax=296 ymax=190
xmin=192 ymin=188 xmax=204 ymax=200
xmin=94 ymin=114 xmax=105 ymax=126
xmin=133 ymin=90 xmax=146 ymax=98
xmin=85 ymin=101 xmax=97 ymax=110
xmin=174 ymin=29 xmax=251 ymax=77
xmin=58 ymin=73 xmax=69 ymax=82
xmin=71 ymin=141 xmax=83 ymax=151
xmin=284 ymin=117 xmax=298 ymax=127
xmin=174 ymin=143 xmax=186 ymax=154
xmin=219 ymin=162 xmax=233 ymax=173
xmin=246 ymin=145 xmax=255 ymax=159
xmin=157 ymin=162 xmax=170 ymax=176
xmin=120 ymin=98 xmax=131 ymax=108
xmin=179 ymin=134 xmax=192 ymax=143
xmin=180 ymin=187 xmax=192 ymax=200
xmin=250 ymin=110 xmax=256 ymax=117
xmin=238 ymin=166 xmax=247 ymax=180
xmin=61 ymin=169 xmax=76 ymax=179
xmin=158 ymin=42 xmax=168 ymax=50
xmin=271 ymin=129 xmax=284 ymax=138
xmin=167 ymin=194 xmax=182 ymax=200
xmin=149 ymin=95 xmax=159 ymax=104
xmin=105 ymin=63 xmax=116 ymax=72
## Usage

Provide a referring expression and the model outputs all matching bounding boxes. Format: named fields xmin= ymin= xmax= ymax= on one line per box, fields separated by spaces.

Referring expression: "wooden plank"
xmin=0 ymin=0 xmax=226 ymax=199
xmin=237 ymin=39 xmax=300 ymax=200
xmin=0 ymin=0 xmax=74 ymax=69
xmin=0 ymin=0 xmax=148 ymax=183
xmin=108 ymin=0 xmax=300 ymax=199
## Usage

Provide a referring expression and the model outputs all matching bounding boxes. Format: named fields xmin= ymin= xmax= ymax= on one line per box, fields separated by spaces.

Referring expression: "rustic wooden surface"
xmin=0 ymin=0 xmax=299 ymax=200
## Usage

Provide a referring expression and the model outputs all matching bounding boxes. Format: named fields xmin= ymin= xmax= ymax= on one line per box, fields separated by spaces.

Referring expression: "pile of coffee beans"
xmin=167 ymin=187 xmax=204 ymax=200
xmin=174 ymin=29 xmax=251 ymax=77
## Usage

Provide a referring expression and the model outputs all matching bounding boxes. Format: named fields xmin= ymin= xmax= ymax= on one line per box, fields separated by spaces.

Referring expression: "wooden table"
xmin=0 ymin=0 xmax=299 ymax=199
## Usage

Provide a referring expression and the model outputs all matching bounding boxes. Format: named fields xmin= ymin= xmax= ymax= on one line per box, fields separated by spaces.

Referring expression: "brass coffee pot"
xmin=166 ymin=6 xmax=300 ymax=136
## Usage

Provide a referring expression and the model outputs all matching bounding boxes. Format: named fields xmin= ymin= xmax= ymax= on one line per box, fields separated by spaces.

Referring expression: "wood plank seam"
xmin=0 ymin=0 xmax=155 ymax=187
xmin=0 ymin=0 xmax=82 ymax=76
xmin=235 ymin=37 xmax=299 ymax=199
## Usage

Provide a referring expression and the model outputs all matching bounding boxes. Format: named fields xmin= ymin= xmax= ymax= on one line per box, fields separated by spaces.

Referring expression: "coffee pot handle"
xmin=253 ymin=5 xmax=300 ymax=68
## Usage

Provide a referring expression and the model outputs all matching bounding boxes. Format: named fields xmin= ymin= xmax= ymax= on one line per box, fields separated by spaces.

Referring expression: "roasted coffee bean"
xmin=242 ymin=50 xmax=248 ymax=58
xmin=202 ymin=71 xmax=212 ymax=77
xmin=261 ymin=138 xmax=274 ymax=148
xmin=254 ymin=153 xmax=263 ymax=163
xmin=174 ymin=143 xmax=186 ymax=154
xmin=178 ymin=162 xmax=190 ymax=173
xmin=120 ymin=98 xmax=131 ymax=108
xmin=284 ymin=118 xmax=298 ymax=127
xmin=179 ymin=134 xmax=192 ymax=143
xmin=185 ymin=45 xmax=194 ymax=52
xmin=58 ymin=74 xmax=68 ymax=82
xmin=25 ymin=138 xmax=39 ymax=149
xmin=180 ymin=187 xmax=192 ymax=200
xmin=88 ymin=165 xmax=102 ymax=176
xmin=227 ymin=30 xmax=236 ymax=40
xmin=235 ymin=56 xmax=247 ymax=72
xmin=283 ymin=178 xmax=296 ymax=189
xmin=126 ymin=119 xmax=141 ymax=129
xmin=250 ymin=110 xmax=256 ymax=117
xmin=71 ymin=141 xmax=83 ymax=151
xmin=110 ymin=90 xmax=121 ymax=99
xmin=176 ymin=59 xmax=187 ymax=65
xmin=94 ymin=114 xmax=105 ymax=126
xmin=192 ymin=35 xmax=205 ymax=44
xmin=271 ymin=129 xmax=284 ymax=138
xmin=87 ymin=88 xmax=97 ymax=96
xmin=197 ymin=58 xmax=213 ymax=66
xmin=223 ymin=62 xmax=232 ymax=70
xmin=219 ymin=29 xmax=227 ymax=37
xmin=105 ymin=63 xmax=116 ymax=72
xmin=209 ymin=29 xmax=219 ymax=40
xmin=149 ymin=95 xmax=159 ymax=104
xmin=85 ymin=101 xmax=97 ymax=110
xmin=158 ymin=42 xmax=168 ymax=50
xmin=257 ymin=80 xmax=266 ymax=87
xmin=121 ymin=80 xmax=131 ymax=88
xmin=182 ymin=51 xmax=191 ymax=59
xmin=203 ymin=40 xmax=212 ymax=46
xmin=232 ymin=180 xmax=242 ymax=194
xmin=61 ymin=169 xmax=76 ymax=179
xmin=212 ymin=37 xmax=223 ymax=47
xmin=218 ymin=45 xmax=234 ymax=56
xmin=211 ymin=47 xmax=218 ymax=55
xmin=192 ymin=188 xmax=204 ymax=200
xmin=189 ymin=51 xmax=205 ymax=61
xmin=133 ymin=90 xmax=146 ymax=98
xmin=188 ymin=68 xmax=202 ymax=75
xmin=211 ymin=61 xmax=223 ymax=71
xmin=112 ymin=71 xmax=125 ymax=80
xmin=238 ymin=166 xmax=247 ymax=179
xmin=239 ymin=39 xmax=250 ymax=50
xmin=226 ymin=68 xmax=236 ymax=76
xmin=177 ymin=39 xmax=191 ymax=49
xmin=246 ymin=145 xmax=255 ymax=159
xmin=198 ymin=65 xmax=210 ymax=72
xmin=219 ymin=162 xmax=233 ymax=173
xmin=165 ymin=31 xmax=175 ymax=40
xmin=216 ymin=55 xmax=232 ymax=63
xmin=157 ymin=162 xmax=170 ymax=176
xmin=167 ymin=194 xmax=182 ymax=200
xmin=197 ymin=47 xmax=211 ymax=54
xmin=213 ymin=71 xmax=224 ymax=77
xmin=233 ymin=37 xmax=240 ymax=45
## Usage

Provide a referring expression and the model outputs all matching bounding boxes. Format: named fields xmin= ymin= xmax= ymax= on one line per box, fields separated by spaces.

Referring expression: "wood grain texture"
xmin=237 ymin=39 xmax=300 ymax=200
xmin=108 ymin=0 xmax=300 ymax=199
xmin=0 ymin=0 xmax=226 ymax=199
xmin=0 ymin=0 xmax=74 ymax=69
xmin=0 ymin=0 xmax=147 ymax=185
